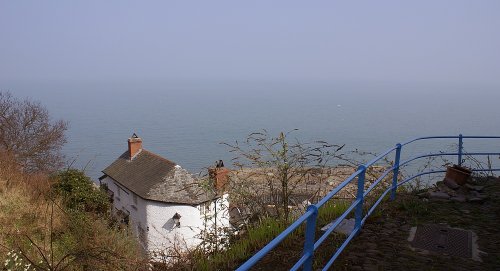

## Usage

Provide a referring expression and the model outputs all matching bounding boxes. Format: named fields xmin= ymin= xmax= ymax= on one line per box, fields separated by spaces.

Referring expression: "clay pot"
xmin=445 ymin=165 xmax=472 ymax=186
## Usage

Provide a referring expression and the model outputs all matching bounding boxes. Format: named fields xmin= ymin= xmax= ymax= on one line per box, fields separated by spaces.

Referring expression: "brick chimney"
xmin=128 ymin=133 xmax=142 ymax=160
xmin=209 ymin=160 xmax=230 ymax=190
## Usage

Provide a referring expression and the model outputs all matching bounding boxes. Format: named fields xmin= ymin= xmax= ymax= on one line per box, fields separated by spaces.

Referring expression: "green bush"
xmin=52 ymin=169 xmax=110 ymax=215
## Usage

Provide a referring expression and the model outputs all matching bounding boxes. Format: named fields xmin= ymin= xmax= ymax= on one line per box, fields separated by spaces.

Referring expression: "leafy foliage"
xmin=52 ymin=169 xmax=110 ymax=215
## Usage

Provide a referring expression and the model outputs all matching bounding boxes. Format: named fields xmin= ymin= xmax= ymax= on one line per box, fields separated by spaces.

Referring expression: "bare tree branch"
xmin=0 ymin=91 xmax=68 ymax=173
xmin=223 ymin=130 xmax=346 ymax=222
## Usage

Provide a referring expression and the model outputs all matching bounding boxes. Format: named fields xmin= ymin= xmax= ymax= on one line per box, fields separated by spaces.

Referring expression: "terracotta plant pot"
xmin=445 ymin=165 xmax=472 ymax=186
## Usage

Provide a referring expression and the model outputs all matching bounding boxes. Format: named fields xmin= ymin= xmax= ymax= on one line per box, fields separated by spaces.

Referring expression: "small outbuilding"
xmin=99 ymin=134 xmax=230 ymax=257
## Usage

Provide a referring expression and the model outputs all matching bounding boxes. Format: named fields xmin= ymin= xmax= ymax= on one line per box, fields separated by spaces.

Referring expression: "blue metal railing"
xmin=237 ymin=135 xmax=500 ymax=271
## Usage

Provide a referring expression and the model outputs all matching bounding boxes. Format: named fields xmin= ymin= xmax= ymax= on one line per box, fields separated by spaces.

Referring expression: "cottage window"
xmin=103 ymin=185 xmax=114 ymax=203
xmin=199 ymin=202 xmax=212 ymax=215
xmin=119 ymin=209 xmax=130 ymax=225
xmin=133 ymin=194 xmax=138 ymax=205
xmin=138 ymin=223 xmax=147 ymax=245
xmin=115 ymin=187 xmax=121 ymax=201
xmin=106 ymin=189 xmax=114 ymax=197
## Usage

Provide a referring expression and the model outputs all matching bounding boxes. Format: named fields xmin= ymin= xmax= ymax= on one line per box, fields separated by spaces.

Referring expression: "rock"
xmin=365 ymin=257 xmax=379 ymax=264
xmin=437 ymin=183 xmax=457 ymax=196
xmin=444 ymin=178 xmax=460 ymax=189
xmin=457 ymin=186 xmax=470 ymax=195
xmin=365 ymin=242 xmax=378 ymax=249
xmin=348 ymin=252 xmax=362 ymax=258
xmin=363 ymin=263 xmax=379 ymax=271
xmin=451 ymin=195 xmax=466 ymax=202
xmin=401 ymin=224 xmax=410 ymax=231
xmin=366 ymin=249 xmax=382 ymax=256
xmin=417 ymin=192 xmax=429 ymax=198
xmin=396 ymin=257 xmax=409 ymax=263
xmin=437 ymin=182 xmax=449 ymax=190
xmin=321 ymin=218 xmax=355 ymax=235
xmin=465 ymin=184 xmax=484 ymax=192
xmin=347 ymin=255 xmax=359 ymax=261
xmin=385 ymin=222 xmax=398 ymax=229
xmin=470 ymin=190 xmax=483 ymax=198
xmin=429 ymin=191 xmax=450 ymax=200
xmin=445 ymin=189 xmax=458 ymax=197
xmin=468 ymin=197 xmax=485 ymax=203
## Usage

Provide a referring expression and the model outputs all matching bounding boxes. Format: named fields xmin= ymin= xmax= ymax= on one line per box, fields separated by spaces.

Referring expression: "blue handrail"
xmin=236 ymin=135 xmax=500 ymax=271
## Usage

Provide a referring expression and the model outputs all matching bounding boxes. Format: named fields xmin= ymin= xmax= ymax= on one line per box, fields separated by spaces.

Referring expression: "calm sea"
xmin=6 ymin=80 xmax=500 ymax=180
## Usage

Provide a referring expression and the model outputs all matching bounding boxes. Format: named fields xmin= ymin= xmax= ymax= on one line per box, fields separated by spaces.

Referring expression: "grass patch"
xmin=0 ymin=160 xmax=146 ymax=270
xmin=173 ymin=200 xmax=354 ymax=271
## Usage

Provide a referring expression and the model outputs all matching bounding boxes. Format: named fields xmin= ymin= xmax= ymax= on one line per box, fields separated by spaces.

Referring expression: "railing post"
xmin=354 ymin=165 xmax=366 ymax=230
xmin=303 ymin=205 xmax=318 ymax=271
xmin=391 ymin=143 xmax=402 ymax=200
xmin=458 ymin=134 xmax=463 ymax=166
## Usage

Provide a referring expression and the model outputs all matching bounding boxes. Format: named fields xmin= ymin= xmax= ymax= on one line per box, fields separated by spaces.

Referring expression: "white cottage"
xmin=99 ymin=134 xmax=230 ymax=256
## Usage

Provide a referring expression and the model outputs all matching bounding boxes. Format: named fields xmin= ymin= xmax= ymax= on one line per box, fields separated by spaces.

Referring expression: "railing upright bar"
xmin=354 ymin=165 xmax=366 ymax=230
xmin=302 ymin=205 xmax=318 ymax=271
xmin=458 ymin=134 xmax=463 ymax=166
xmin=391 ymin=143 xmax=402 ymax=200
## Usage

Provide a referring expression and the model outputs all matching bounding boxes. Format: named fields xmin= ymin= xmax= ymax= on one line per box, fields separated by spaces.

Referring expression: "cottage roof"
xmin=102 ymin=150 xmax=215 ymax=205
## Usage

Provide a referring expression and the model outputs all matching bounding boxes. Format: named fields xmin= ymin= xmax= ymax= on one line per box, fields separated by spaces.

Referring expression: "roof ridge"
xmin=141 ymin=149 xmax=177 ymax=166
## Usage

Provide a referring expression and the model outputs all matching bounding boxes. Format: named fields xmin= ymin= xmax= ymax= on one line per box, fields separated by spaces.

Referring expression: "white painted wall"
xmin=146 ymin=201 xmax=202 ymax=252
xmin=100 ymin=176 xmax=231 ymax=258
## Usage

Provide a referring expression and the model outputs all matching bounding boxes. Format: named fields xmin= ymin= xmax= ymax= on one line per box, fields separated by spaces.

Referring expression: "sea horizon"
xmin=5 ymin=79 xmax=500 ymax=180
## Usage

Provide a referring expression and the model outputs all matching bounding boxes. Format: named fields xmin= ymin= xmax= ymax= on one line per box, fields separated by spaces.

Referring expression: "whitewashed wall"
xmin=100 ymin=177 xmax=230 ymax=257
xmin=146 ymin=201 xmax=203 ymax=252
xmin=145 ymin=194 xmax=231 ymax=255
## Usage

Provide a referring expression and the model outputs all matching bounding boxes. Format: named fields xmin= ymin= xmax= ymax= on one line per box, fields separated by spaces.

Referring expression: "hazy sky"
xmin=1 ymin=1 xmax=499 ymax=86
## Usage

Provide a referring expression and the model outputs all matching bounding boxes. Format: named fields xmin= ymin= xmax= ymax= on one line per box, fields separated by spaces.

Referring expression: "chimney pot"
xmin=128 ymin=134 xmax=143 ymax=160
